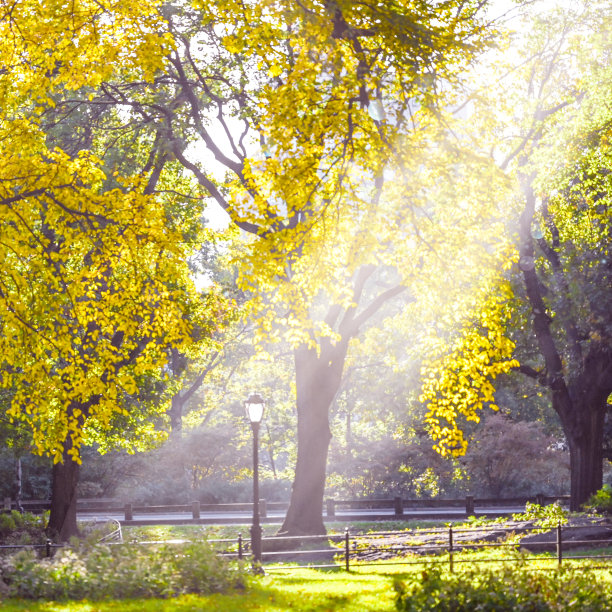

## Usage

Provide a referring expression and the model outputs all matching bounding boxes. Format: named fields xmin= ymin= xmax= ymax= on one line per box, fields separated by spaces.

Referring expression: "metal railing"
xmin=251 ymin=522 xmax=612 ymax=572
xmin=2 ymin=522 xmax=612 ymax=572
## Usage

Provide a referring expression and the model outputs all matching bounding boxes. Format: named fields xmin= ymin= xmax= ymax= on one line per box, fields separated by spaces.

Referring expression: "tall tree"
xmin=153 ymin=0 xmax=496 ymax=535
xmin=0 ymin=0 xmax=221 ymax=539
xmin=32 ymin=0 xmax=500 ymax=535
xmin=420 ymin=0 xmax=612 ymax=510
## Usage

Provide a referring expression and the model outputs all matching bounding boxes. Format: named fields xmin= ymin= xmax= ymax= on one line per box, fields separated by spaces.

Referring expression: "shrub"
xmin=512 ymin=501 xmax=568 ymax=529
xmin=584 ymin=484 xmax=612 ymax=514
xmin=0 ymin=514 xmax=16 ymax=538
xmin=0 ymin=511 xmax=46 ymax=545
xmin=394 ymin=564 xmax=612 ymax=611
xmin=0 ymin=540 xmax=246 ymax=600
xmin=462 ymin=414 xmax=569 ymax=498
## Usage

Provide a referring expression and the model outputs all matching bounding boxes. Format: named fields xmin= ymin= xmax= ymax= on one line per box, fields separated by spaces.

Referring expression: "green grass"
xmin=0 ymin=567 xmax=402 ymax=611
xmin=5 ymin=517 xmax=612 ymax=611
xmin=122 ymin=519 xmax=444 ymax=542
xmin=4 ymin=550 xmax=612 ymax=611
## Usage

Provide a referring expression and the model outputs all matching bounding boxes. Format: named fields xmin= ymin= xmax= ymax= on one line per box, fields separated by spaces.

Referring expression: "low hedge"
xmin=395 ymin=564 xmax=612 ymax=611
xmin=0 ymin=540 xmax=246 ymax=600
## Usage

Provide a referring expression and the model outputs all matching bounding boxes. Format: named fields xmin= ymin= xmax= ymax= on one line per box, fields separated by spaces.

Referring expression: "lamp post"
xmin=245 ymin=392 xmax=265 ymax=571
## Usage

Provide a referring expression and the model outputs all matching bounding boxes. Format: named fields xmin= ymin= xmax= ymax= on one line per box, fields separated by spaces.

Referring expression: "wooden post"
xmin=344 ymin=528 xmax=350 ymax=572
xmin=124 ymin=503 xmax=133 ymax=521
xmin=3 ymin=497 xmax=11 ymax=511
xmin=238 ymin=533 xmax=243 ymax=560
xmin=326 ymin=498 xmax=336 ymax=518
xmin=557 ymin=522 xmax=563 ymax=566
xmin=259 ymin=499 xmax=267 ymax=519
xmin=192 ymin=501 xmax=201 ymax=520
xmin=394 ymin=496 xmax=404 ymax=516
xmin=536 ymin=493 xmax=545 ymax=506
xmin=465 ymin=495 xmax=475 ymax=516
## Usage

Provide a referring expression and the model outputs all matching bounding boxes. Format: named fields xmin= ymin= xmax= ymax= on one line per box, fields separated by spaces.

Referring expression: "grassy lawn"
xmin=4 ymin=551 xmax=612 ymax=611
xmin=5 ymin=517 xmax=612 ymax=611
xmin=0 ymin=567 xmax=403 ymax=611
xmin=121 ymin=519 xmax=443 ymax=542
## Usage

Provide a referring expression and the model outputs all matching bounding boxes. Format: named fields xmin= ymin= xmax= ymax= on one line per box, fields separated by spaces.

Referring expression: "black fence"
xmin=2 ymin=522 xmax=611 ymax=573
xmin=244 ymin=522 xmax=612 ymax=572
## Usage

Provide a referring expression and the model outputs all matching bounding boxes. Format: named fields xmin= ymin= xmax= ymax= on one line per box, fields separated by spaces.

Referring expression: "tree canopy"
xmin=419 ymin=0 xmax=612 ymax=508
xmin=0 ymin=0 xmax=230 ymax=538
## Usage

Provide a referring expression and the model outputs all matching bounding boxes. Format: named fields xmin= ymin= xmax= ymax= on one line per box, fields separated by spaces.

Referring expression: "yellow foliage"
xmin=175 ymin=0 xmax=496 ymax=349
xmin=0 ymin=0 xmax=203 ymax=463
xmin=419 ymin=278 xmax=520 ymax=457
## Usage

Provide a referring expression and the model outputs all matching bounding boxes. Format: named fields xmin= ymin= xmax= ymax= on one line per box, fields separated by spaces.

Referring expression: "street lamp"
xmin=245 ymin=392 xmax=265 ymax=571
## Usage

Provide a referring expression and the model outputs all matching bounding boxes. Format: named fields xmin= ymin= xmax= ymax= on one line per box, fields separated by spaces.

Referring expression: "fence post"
xmin=536 ymin=492 xmax=545 ymax=506
xmin=345 ymin=528 xmax=350 ymax=572
xmin=46 ymin=539 xmax=52 ymax=558
xmin=124 ymin=503 xmax=133 ymax=521
xmin=326 ymin=498 xmax=336 ymax=518
xmin=465 ymin=495 xmax=474 ymax=516
xmin=394 ymin=496 xmax=404 ymax=516
xmin=238 ymin=533 xmax=243 ymax=560
xmin=192 ymin=501 xmax=200 ymax=520
xmin=3 ymin=497 xmax=11 ymax=511
xmin=557 ymin=522 xmax=563 ymax=566
xmin=259 ymin=499 xmax=267 ymax=519
xmin=449 ymin=525 xmax=454 ymax=573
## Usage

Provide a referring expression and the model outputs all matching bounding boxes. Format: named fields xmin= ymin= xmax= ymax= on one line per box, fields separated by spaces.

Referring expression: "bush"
xmin=0 ymin=540 xmax=246 ymax=600
xmin=512 ymin=501 xmax=568 ymax=529
xmin=394 ymin=564 xmax=612 ymax=611
xmin=0 ymin=514 xmax=16 ymax=538
xmin=0 ymin=511 xmax=46 ymax=545
xmin=584 ymin=484 xmax=612 ymax=514
xmin=461 ymin=414 xmax=569 ymax=498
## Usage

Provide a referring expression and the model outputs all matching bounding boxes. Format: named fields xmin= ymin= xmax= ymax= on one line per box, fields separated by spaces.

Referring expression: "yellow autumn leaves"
xmin=0 ymin=0 xmax=200 ymax=463
xmin=420 ymin=282 xmax=520 ymax=457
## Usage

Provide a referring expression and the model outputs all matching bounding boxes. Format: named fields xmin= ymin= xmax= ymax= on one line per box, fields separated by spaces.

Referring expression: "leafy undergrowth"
xmin=395 ymin=563 xmax=612 ymax=611
xmin=0 ymin=511 xmax=47 ymax=546
xmin=585 ymin=485 xmax=612 ymax=514
xmin=0 ymin=540 xmax=246 ymax=601
xmin=4 ymin=552 xmax=612 ymax=611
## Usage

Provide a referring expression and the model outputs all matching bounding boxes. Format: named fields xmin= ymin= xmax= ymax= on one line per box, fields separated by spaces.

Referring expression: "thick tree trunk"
xmin=559 ymin=390 xmax=607 ymax=511
xmin=278 ymin=271 xmax=406 ymax=535
xmin=517 ymin=174 xmax=612 ymax=513
xmin=568 ymin=435 xmax=603 ymax=511
xmin=47 ymin=449 xmax=80 ymax=541
xmin=280 ymin=344 xmax=347 ymax=535
xmin=280 ymin=398 xmax=331 ymax=535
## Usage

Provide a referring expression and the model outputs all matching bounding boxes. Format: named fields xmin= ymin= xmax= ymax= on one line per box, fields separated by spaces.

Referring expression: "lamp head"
xmin=245 ymin=392 xmax=265 ymax=423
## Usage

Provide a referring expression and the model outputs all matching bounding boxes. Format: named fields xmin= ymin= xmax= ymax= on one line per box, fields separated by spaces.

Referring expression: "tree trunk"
xmin=13 ymin=457 xmax=23 ymax=512
xmin=559 ymin=390 xmax=607 ymax=511
xmin=169 ymin=393 xmax=185 ymax=436
xmin=47 ymin=449 xmax=80 ymax=541
xmin=568 ymin=435 xmax=603 ymax=511
xmin=279 ymin=343 xmax=346 ymax=535
xmin=277 ymin=272 xmax=405 ymax=535
xmin=517 ymin=175 xmax=612 ymax=513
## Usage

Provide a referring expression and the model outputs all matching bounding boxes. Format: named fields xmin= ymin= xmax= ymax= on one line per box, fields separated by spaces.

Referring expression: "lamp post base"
xmin=250 ymin=523 xmax=264 ymax=574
